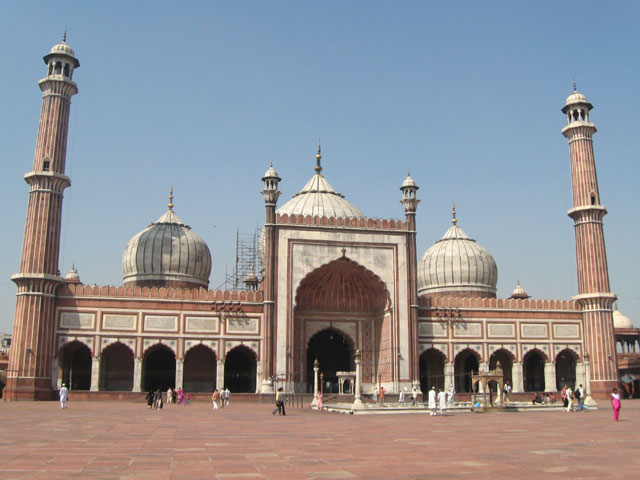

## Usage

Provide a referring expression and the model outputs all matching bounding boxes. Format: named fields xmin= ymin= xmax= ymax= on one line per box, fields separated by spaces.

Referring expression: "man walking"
xmin=428 ymin=387 xmax=437 ymax=416
xmin=411 ymin=385 xmax=418 ymax=406
xmin=59 ymin=383 xmax=69 ymax=409
xmin=272 ymin=387 xmax=286 ymax=415
xmin=575 ymin=384 xmax=584 ymax=412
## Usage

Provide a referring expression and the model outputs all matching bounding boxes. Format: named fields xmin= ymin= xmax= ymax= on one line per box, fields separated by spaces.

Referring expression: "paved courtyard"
xmin=0 ymin=398 xmax=638 ymax=479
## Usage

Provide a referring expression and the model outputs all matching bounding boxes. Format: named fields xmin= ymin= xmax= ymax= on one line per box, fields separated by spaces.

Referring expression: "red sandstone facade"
xmin=5 ymin=39 xmax=623 ymax=401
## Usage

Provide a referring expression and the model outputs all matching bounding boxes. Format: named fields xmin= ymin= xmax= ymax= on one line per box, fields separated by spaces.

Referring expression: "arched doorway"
xmin=555 ymin=349 xmax=577 ymax=390
xmin=294 ymin=256 xmax=390 ymax=390
xmin=307 ymin=328 xmax=353 ymax=394
xmin=184 ymin=345 xmax=216 ymax=392
xmin=523 ymin=350 xmax=546 ymax=392
xmin=454 ymin=349 xmax=479 ymax=393
xmin=489 ymin=349 xmax=513 ymax=387
xmin=142 ymin=344 xmax=175 ymax=392
xmin=224 ymin=346 xmax=256 ymax=393
xmin=419 ymin=348 xmax=445 ymax=393
xmin=60 ymin=341 xmax=92 ymax=390
xmin=100 ymin=342 xmax=134 ymax=391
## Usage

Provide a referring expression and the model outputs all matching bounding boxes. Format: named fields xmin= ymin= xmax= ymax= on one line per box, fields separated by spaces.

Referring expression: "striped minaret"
xmin=6 ymin=36 xmax=79 ymax=400
xmin=562 ymin=86 xmax=618 ymax=398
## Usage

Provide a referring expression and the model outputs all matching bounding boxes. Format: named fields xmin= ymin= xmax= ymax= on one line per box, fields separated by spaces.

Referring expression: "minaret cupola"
xmin=261 ymin=162 xmax=281 ymax=207
xmin=43 ymin=32 xmax=80 ymax=80
xmin=400 ymin=171 xmax=420 ymax=215
xmin=562 ymin=82 xmax=593 ymax=124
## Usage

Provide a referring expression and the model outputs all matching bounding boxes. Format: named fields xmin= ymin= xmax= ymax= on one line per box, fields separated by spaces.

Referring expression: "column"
xmin=478 ymin=362 xmax=489 ymax=393
xmin=216 ymin=359 xmax=225 ymax=390
xmin=512 ymin=362 xmax=523 ymax=393
xmin=544 ymin=361 xmax=556 ymax=392
xmin=444 ymin=362 xmax=454 ymax=393
xmin=583 ymin=353 xmax=597 ymax=407
xmin=90 ymin=356 xmax=100 ymax=392
xmin=353 ymin=350 xmax=364 ymax=410
xmin=311 ymin=358 xmax=319 ymax=408
xmin=175 ymin=359 xmax=184 ymax=390
xmin=132 ymin=357 xmax=142 ymax=392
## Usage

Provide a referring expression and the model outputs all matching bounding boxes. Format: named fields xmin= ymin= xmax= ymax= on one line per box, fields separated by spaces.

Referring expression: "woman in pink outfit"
xmin=177 ymin=388 xmax=184 ymax=405
xmin=611 ymin=387 xmax=621 ymax=421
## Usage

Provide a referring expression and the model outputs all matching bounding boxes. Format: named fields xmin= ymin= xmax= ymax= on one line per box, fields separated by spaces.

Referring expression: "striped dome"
xmin=418 ymin=222 xmax=497 ymax=298
xmin=122 ymin=209 xmax=211 ymax=288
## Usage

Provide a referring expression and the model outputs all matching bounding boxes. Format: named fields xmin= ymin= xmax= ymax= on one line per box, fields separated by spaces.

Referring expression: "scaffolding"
xmin=216 ymin=227 xmax=262 ymax=291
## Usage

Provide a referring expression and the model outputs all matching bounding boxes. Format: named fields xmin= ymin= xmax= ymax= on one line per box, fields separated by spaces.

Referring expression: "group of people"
xmin=211 ymin=387 xmax=231 ymax=409
xmin=560 ymin=384 xmax=585 ymax=412
xmin=427 ymin=386 xmax=450 ymax=416
xmin=145 ymin=387 xmax=191 ymax=409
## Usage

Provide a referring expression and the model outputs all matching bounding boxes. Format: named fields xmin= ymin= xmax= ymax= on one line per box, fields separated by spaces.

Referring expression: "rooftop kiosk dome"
xmin=122 ymin=190 xmax=212 ymax=289
xmin=418 ymin=206 xmax=498 ymax=298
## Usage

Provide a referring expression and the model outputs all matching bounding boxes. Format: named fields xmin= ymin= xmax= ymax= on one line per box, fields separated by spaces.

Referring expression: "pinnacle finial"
xmin=407 ymin=169 xmax=411 ymax=177
xmin=62 ymin=29 xmax=67 ymax=43
xmin=315 ymin=139 xmax=322 ymax=173
xmin=573 ymin=80 xmax=577 ymax=92
xmin=452 ymin=201 xmax=457 ymax=225
xmin=168 ymin=186 xmax=174 ymax=210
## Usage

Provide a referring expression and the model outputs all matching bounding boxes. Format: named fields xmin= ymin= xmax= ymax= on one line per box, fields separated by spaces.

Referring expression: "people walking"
xmin=611 ymin=387 xmax=621 ymax=421
xmin=566 ymin=386 xmax=574 ymax=412
xmin=222 ymin=387 xmax=230 ymax=407
xmin=154 ymin=388 xmax=163 ymax=410
xmin=398 ymin=388 xmax=405 ymax=405
xmin=166 ymin=387 xmax=173 ymax=405
xmin=448 ymin=384 xmax=456 ymax=405
xmin=502 ymin=381 xmax=511 ymax=405
xmin=212 ymin=389 xmax=220 ymax=410
xmin=272 ymin=387 xmax=286 ymax=415
xmin=59 ymin=383 xmax=69 ymax=409
xmin=428 ymin=387 xmax=437 ymax=416
xmin=146 ymin=389 xmax=154 ymax=409
xmin=411 ymin=385 xmax=418 ymax=406
xmin=372 ymin=386 xmax=378 ymax=404
xmin=574 ymin=384 xmax=583 ymax=412
xmin=177 ymin=387 xmax=184 ymax=405
xmin=437 ymin=388 xmax=448 ymax=416
xmin=379 ymin=386 xmax=385 ymax=405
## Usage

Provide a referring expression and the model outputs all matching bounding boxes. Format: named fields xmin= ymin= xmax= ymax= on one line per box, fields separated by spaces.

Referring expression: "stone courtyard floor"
xmin=0 ymin=399 xmax=638 ymax=479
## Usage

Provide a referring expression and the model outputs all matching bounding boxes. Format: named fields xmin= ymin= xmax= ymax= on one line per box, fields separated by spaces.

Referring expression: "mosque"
xmin=5 ymin=37 xmax=637 ymax=401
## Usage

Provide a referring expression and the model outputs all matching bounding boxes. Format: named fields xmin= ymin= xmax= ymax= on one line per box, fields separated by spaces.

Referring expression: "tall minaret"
xmin=400 ymin=172 xmax=419 ymax=386
xmin=261 ymin=160 xmax=281 ymax=393
xmin=562 ymin=86 xmax=618 ymax=398
xmin=6 ymin=36 xmax=79 ymax=400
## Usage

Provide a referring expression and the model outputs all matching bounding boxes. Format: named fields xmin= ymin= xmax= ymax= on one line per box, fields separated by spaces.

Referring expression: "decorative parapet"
xmin=276 ymin=213 xmax=406 ymax=230
xmin=419 ymin=295 xmax=579 ymax=311
xmin=60 ymin=283 xmax=263 ymax=303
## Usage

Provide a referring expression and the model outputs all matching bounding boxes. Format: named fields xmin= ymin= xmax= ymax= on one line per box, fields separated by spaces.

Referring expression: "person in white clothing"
xmin=59 ymin=384 xmax=69 ymax=409
xmin=448 ymin=384 xmax=455 ymax=405
xmin=437 ymin=389 xmax=448 ymax=416
xmin=427 ymin=387 xmax=437 ymax=416
xmin=398 ymin=388 xmax=405 ymax=405
xmin=566 ymin=386 xmax=574 ymax=412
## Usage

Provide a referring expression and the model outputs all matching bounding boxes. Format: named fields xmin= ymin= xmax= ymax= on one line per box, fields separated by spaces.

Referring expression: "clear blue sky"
xmin=1 ymin=1 xmax=638 ymax=334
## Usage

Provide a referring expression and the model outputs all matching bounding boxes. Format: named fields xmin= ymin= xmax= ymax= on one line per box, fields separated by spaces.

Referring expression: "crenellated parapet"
xmin=276 ymin=213 xmax=406 ymax=230
xmin=61 ymin=283 xmax=264 ymax=303
xmin=419 ymin=295 xmax=579 ymax=311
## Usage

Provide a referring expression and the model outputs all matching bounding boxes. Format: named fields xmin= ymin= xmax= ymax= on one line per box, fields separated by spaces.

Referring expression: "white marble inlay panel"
xmin=488 ymin=323 xmax=515 ymax=338
xmin=60 ymin=312 xmax=95 ymax=329
xmin=103 ymin=314 xmax=136 ymax=331
xmin=185 ymin=316 xmax=219 ymax=333
xmin=226 ymin=317 xmax=259 ymax=334
xmin=419 ymin=322 xmax=447 ymax=337
xmin=144 ymin=315 xmax=178 ymax=332
xmin=521 ymin=324 xmax=548 ymax=338
xmin=453 ymin=323 xmax=481 ymax=338
xmin=553 ymin=324 xmax=579 ymax=339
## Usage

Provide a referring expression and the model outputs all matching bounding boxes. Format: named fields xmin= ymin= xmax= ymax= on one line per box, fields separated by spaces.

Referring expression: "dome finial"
xmin=168 ymin=186 xmax=174 ymax=210
xmin=452 ymin=201 xmax=457 ymax=225
xmin=62 ymin=29 xmax=67 ymax=43
xmin=315 ymin=139 xmax=322 ymax=173
xmin=573 ymin=79 xmax=577 ymax=92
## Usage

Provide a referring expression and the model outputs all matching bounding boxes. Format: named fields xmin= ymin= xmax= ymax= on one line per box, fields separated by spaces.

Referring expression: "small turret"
xmin=400 ymin=171 xmax=420 ymax=215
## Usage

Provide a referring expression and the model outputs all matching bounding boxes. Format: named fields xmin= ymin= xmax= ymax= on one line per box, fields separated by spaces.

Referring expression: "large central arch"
xmin=292 ymin=255 xmax=390 ymax=391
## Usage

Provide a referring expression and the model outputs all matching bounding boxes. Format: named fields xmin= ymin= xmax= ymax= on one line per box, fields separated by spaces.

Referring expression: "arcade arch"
xmin=419 ymin=348 xmax=445 ymax=393
xmin=454 ymin=349 xmax=480 ymax=393
xmin=293 ymin=256 xmax=390 ymax=391
xmin=555 ymin=348 xmax=577 ymax=390
xmin=142 ymin=344 xmax=176 ymax=392
xmin=489 ymin=348 xmax=514 ymax=386
xmin=184 ymin=344 xmax=217 ymax=392
xmin=224 ymin=345 xmax=257 ymax=393
xmin=60 ymin=341 xmax=92 ymax=390
xmin=523 ymin=349 xmax=546 ymax=392
xmin=99 ymin=342 xmax=134 ymax=391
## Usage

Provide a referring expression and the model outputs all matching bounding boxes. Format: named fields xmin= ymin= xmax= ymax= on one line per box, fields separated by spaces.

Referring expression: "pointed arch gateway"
xmin=293 ymin=255 xmax=391 ymax=392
